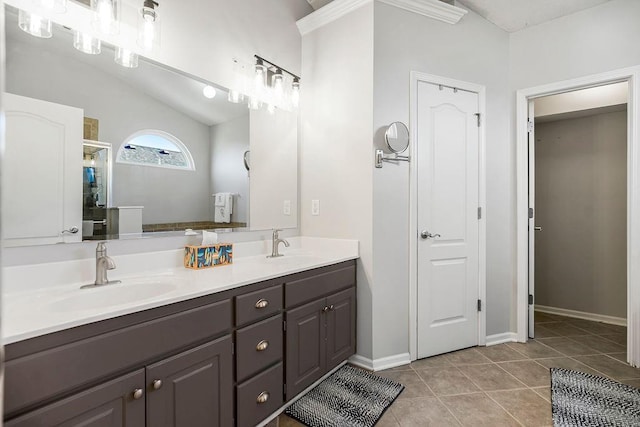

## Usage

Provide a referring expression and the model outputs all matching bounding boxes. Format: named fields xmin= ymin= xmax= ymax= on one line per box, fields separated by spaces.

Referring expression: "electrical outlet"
xmin=311 ymin=199 xmax=320 ymax=216
xmin=283 ymin=200 xmax=291 ymax=215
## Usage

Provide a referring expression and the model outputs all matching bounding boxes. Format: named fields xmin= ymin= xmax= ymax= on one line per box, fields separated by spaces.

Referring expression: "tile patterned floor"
xmin=269 ymin=312 xmax=639 ymax=426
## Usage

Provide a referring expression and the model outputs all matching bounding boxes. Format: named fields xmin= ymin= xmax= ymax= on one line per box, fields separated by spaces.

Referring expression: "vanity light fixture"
xmin=91 ymin=0 xmax=120 ymax=35
xmin=138 ymin=0 xmax=159 ymax=51
xmin=202 ymin=85 xmax=217 ymax=99
xmin=115 ymin=47 xmax=139 ymax=68
xmin=254 ymin=58 xmax=268 ymax=99
xmin=291 ymin=77 xmax=300 ymax=108
xmin=18 ymin=9 xmax=52 ymax=38
xmin=248 ymin=55 xmax=301 ymax=111
xmin=73 ymin=29 xmax=101 ymax=54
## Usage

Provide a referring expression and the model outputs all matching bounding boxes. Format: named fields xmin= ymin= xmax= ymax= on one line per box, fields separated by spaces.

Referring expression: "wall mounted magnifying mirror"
xmin=375 ymin=121 xmax=410 ymax=168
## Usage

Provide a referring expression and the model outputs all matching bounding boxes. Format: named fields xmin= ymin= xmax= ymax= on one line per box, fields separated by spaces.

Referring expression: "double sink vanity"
xmin=3 ymin=237 xmax=358 ymax=426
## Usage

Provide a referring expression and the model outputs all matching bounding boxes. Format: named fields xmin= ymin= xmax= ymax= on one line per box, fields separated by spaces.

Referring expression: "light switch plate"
xmin=311 ymin=199 xmax=320 ymax=216
xmin=283 ymin=200 xmax=291 ymax=215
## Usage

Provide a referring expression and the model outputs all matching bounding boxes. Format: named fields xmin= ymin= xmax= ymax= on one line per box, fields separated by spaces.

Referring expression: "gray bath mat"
xmin=284 ymin=364 xmax=404 ymax=427
xmin=551 ymin=367 xmax=640 ymax=426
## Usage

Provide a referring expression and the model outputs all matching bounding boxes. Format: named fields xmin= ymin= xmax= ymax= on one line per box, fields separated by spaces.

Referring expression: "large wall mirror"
xmin=3 ymin=5 xmax=297 ymax=247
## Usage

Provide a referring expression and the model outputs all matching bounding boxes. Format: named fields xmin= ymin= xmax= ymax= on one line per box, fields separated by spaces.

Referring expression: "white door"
xmin=417 ymin=81 xmax=480 ymax=358
xmin=527 ymin=100 xmax=536 ymax=338
xmin=3 ymin=93 xmax=83 ymax=246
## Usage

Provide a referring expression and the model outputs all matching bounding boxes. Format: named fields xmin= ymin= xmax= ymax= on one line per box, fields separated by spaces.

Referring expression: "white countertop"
xmin=2 ymin=237 xmax=358 ymax=345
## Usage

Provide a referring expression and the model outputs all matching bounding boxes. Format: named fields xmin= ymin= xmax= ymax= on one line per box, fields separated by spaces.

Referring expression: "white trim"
xmin=296 ymin=0 xmax=467 ymax=35
xmin=485 ymin=332 xmax=518 ymax=346
xmin=349 ymin=352 xmax=411 ymax=371
xmin=516 ymin=66 xmax=640 ymax=368
xmin=256 ymin=360 xmax=348 ymax=427
xmin=408 ymin=71 xmax=487 ymax=360
xmin=535 ymin=305 xmax=627 ymax=327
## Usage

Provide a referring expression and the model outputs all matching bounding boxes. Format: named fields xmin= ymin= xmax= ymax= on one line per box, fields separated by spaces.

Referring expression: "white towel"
xmin=214 ymin=193 xmax=233 ymax=223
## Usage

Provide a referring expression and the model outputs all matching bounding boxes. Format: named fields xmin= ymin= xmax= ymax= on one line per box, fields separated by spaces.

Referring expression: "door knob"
xmin=534 ymin=226 xmax=542 ymax=232
xmin=61 ymin=226 xmax=79 ymax=234
xmin=420 ymin=231 xmax=441 ymax=239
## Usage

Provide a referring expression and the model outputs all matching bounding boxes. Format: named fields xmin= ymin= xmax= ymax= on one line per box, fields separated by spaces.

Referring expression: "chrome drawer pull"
xmin=133 ymin=388 xmax=143 ymax=400
xmin=255 ymin=299 xmax=269 ymax=309
xmin=256 ymin=340 xmax=269 ymax=351
xmin=257 ymin=391 xmax=269 ymax=404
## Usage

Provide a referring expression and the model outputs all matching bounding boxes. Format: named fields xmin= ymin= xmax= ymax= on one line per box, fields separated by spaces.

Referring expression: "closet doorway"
xmin=529 ymin=83 xmax=628 ymax=338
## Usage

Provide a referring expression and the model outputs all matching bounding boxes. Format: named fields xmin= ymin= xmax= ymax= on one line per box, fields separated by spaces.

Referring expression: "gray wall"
xmin=210 ymin=114 xmax=250 ymax=224
xmin=6 ymin=37 xmax=212 ymax=225
xmin=535 ymin=110 xmax=627 ymax=318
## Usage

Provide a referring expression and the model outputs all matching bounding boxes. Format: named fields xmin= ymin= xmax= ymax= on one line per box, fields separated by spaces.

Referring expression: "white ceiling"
xmin=456 ymin=0 xmax=612 ymax=32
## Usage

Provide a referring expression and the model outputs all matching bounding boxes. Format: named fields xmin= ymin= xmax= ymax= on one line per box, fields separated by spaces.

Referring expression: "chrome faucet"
xmin=81 ymin=242 xmax=121 ymax=289
xmin=267 ymin=229 xmax=289 ymax=258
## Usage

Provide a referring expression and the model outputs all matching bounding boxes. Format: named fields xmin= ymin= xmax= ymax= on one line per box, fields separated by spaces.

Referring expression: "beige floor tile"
xmin=507 ymin=341 xmax=563 ymax=359
xmin=535 ymin=312 xmax=566 ymax=323
xmin=621 ymin=378 xmax=640 ymax=388
xmin=498 ymin=360 xmax=551 ymax=387
xmin=568 ymin=335 xmax=626 ymax=354
xmin=573 ymin=355 xmax=640 ymax=379
xmin=533 ymin=325 xmax=562 ymax=338
xmin=537 ymin=337 xmax=600 ymax=356
xmin=412 ymin=354 xmax=453 ymax=369
xmin=440 ymin=393 xmax=520 ymax=426
xmin=444 ymin=347 xmax=493 ymax=365
xmin=535 ymin=357 xmax=603 ymax=377
xmin=538 ymin=322 xmax=592 ymax=337
xmin=567 ymin=319 xmax=620 ymax=335
xmin=599 ymin=333 xmax=627 ymax=346
xmin=488 ymin=389 xmax=552 ymax=427
xmin=458 ymin=364 xmax=527 ymax=391
xmin=381 ymin=363 xmax=414 ymax=372
xmin=608 ymin=352 xmax=628 ymax=363
xmin=416 ymin=367 xmax=480 ymax=396
xmin=532 ymin=386 xmax=551 ymax=403
xmin=476 ymin=344 xmax=529 ymax=362
xmin=377 ymin=370 xmax=435 ymax=399
xmin=377 ymin=409 xmax=401 ymax=426
xmin=390 ymin=397 xmax=461 ymax=426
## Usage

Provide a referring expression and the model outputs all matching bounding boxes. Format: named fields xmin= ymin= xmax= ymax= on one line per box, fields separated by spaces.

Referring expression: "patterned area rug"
xmin=551 ymin=367 xmax=640 ymax=426
xmin=284 ymin=364 xmax=404 ymax=427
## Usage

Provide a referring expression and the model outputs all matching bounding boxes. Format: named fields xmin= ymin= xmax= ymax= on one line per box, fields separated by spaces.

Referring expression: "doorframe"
xmin=408 ymin=71 xmax=487 ymax=360
xmin=515 ymin=66 xmax=640 ymax=367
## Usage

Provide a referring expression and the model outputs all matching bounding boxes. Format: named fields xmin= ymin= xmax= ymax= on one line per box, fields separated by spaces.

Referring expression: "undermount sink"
xmin=51 ymin=277 xmax=181 ymax=311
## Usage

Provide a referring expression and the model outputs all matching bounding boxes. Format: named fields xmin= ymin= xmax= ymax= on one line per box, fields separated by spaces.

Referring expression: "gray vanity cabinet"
xmin=146 ymin=337 xmax=233 ymax=427
xmin=5 ymin=370 xmax=146 ymax=427
xmin=284 ymin=264 xmax=357 ymax=399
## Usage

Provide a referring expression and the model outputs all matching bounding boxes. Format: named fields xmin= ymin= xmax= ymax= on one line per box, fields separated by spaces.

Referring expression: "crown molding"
xmin=296 ymin=0 xmax=468 ymax=36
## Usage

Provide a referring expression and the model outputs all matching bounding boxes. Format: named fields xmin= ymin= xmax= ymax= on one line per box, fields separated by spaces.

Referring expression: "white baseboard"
xmin=485 ymin=332 xmax=518 ymax=346
xmin=536 ymin=305 xmax=627 ymax=326
xmin=349 ymin=352 xmax=411 ymax=372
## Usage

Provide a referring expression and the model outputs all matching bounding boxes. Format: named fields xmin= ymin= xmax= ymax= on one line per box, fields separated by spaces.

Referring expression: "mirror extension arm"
xmin=375 ymin=150 xmax=410 ymax=168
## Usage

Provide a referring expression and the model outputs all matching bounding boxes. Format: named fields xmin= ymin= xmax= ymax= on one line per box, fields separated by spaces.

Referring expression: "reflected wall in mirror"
xmin=2 ymin=6 xmax=297 ymax=247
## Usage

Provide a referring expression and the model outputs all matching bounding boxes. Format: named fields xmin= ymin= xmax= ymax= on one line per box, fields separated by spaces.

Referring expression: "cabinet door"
xmin=285 ymin=298 xmax=327 ymax=398
xmin=326 ymin=287 xmax=357 ymax=370
xmin=5 ymin=369 xmax=145 ymax=427
xmin=146 ymin=336 xmax=233 ymax=427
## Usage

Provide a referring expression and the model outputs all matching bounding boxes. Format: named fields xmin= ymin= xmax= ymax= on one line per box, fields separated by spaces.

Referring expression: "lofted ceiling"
xmin=306 ymin=0 xmax=612 ymax=33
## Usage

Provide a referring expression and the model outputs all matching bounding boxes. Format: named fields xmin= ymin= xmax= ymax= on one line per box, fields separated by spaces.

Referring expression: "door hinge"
xmin=474 ymin=113 xmax=481 ymax=127
xmin=528 ymin=294 xmax=534 ymax=305
xmin=477 ymin=299 xmax=482 ymax=312
xmin=527 ymin=119 xmax=534 ymax=133
xmin=528 ymin=207 xmax=534 ymax=219
xmin=477 ymin=207 xmax=482 ymax=220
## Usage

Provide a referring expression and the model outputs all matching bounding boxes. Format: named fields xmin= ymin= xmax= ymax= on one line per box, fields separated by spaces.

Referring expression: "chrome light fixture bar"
xmin=252 ymin=55 xmax=301 ymax=111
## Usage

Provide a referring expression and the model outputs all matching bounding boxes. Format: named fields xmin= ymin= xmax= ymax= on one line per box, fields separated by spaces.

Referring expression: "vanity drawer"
xmin=285 ymin=263 xmax=356 ymax=308
xmin=236 ymin=362 xmax=284 ymax=427
xmin=236 ymin=314 xmax=283 ymax=382
xmin=235 ymin=284 xmax=282 ymax=326
xmin=5 ymin=299 xmax=232 ymax=417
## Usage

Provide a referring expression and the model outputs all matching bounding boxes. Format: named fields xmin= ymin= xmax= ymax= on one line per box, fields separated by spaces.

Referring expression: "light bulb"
xmin=254 ymin=60 xmax=267 ymax=99
xmin=92 ymin=0 xmax=119 ymax=35
xmin=291 ymin=78 xmax=300 ymax=108
xmin=73 ymin=30 xmax=101 ymax=55
xmin=228 ymin=90 xmax=243 ymax=104
xmin=203 ymin=85 xmax=217 ymax=99
xmin=272 ymin=70 xmax=284 ymax=107
xmin=138 ymin=3 xmax=157 ymax=51
xmin=18 ymin=10 xmax=52 ymax=38
xmin=248 ymin=96 xmax=262 ymax=110
xmin=115 ymin=47 xmax=138 ymax=68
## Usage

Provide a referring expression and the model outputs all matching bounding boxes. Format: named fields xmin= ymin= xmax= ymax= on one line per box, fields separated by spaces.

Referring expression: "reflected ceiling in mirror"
xmin=3 ymin=6 xmax=298 ymax=247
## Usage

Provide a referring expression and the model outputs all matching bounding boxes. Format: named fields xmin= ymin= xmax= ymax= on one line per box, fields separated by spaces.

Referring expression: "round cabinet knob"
xmin=152 ymin=379 xmax=163 ymax=390
xmin=256 ymin=340 xmax=269 ymax=351
xmin=256 ymin=391 xmax=269 ymax=404
xmin=132 ymin=388 xmax=144 ymax=400
xmin=322 ymin=306 xmax=330 ymax=313
xmin=255 ymin=299 xmax=269 ymax=309
xmin=329 ymin=304 xmax=335 ymax=311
